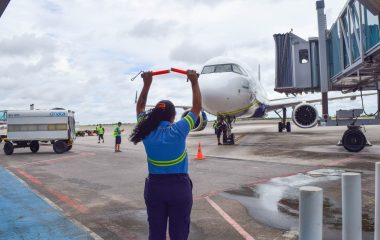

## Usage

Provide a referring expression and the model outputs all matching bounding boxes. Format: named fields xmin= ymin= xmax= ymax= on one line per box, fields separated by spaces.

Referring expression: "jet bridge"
xmin=274 ymin=0 xmax=380 ymax=152
xmin=274 ymin=0 xmax=380 ymax=115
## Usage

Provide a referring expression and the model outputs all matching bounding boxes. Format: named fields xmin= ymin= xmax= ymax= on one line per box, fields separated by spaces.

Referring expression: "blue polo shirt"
xmin=137 ymin=112 xmax=197 ymax=174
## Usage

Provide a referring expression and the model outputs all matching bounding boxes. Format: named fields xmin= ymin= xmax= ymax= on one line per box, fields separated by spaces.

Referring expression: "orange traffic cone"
xmin=194 ymin=143 xmax=205 ymax=160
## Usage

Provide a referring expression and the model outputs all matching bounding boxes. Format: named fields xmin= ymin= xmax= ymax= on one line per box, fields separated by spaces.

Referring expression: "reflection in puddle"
xmin=221 ymin=169 xmax=374 ymax=240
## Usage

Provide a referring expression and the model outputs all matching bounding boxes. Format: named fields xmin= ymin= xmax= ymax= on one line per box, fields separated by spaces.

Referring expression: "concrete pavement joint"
xmin=10 ymin=151 xmax=96 ymax=168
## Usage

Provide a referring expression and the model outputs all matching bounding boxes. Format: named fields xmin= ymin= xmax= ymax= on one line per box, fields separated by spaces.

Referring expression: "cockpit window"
xmin=215 ymin=64 xmax=232 ymax=73
xmin=232 ymin=65 xmax=243 ymax=75
xmin=201 ymin=64 xmax=248 ymax=76
xmin=201 ymin=65 xmax=216 ymax=74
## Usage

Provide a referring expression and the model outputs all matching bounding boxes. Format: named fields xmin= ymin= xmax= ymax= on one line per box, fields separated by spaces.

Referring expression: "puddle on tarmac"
xmin=221 ymin=169 xmax=374 ymax=240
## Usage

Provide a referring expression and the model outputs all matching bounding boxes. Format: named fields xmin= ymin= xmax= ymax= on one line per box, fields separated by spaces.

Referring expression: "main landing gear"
xmin=220 ymin=116 xmax=236 ymax=145
xmin=275 ymin=107 xmax=291 ymax=133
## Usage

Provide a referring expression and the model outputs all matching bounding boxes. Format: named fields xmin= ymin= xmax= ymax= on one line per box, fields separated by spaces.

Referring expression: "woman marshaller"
xmin=130 ymin=70 xmax=201 ymax=240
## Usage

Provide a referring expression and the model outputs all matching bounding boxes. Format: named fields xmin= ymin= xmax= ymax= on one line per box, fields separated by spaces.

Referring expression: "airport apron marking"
xmin=205 ymin=196 xmax=255 ymax=240
xmin=14 ymin=167 xmax=89 ymax=214
xmin=0 ymin=166 xmax=91 ymax=239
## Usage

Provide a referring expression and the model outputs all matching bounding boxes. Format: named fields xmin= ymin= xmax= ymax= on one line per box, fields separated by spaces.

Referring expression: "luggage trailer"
xmin=3 ymin=110 xmax=76 ymax=155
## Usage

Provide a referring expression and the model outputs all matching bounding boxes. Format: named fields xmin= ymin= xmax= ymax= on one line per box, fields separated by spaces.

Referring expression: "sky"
xmin=0 ymin=0 xmax=378 ymax=124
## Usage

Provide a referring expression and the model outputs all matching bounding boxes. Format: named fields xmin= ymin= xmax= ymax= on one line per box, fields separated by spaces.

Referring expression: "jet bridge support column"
xmin=377 ymin=82 xmax=380 ymax=119
xmin=316 ymin=0 xmax=329 ymax=120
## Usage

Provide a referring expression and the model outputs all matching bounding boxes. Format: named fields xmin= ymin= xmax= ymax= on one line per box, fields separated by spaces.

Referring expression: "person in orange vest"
xmin=130 ymin=70 xmax=201 ymax=240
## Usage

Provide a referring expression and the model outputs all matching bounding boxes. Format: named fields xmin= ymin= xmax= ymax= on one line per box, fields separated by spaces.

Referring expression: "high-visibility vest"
xmin=98 ymin=127 xmax=104 ymax=135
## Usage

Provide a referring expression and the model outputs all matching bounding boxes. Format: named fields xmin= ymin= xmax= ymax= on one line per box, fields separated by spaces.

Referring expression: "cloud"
xmin=129 ymin=19 xmax=178 ymax=38
xmin=1 ymin=0 xmax=375 ymax=125
xmin=170 ymin=41 xmax=225 ymax=64
xmin=0 ymin=34 xmax=56 ymax=56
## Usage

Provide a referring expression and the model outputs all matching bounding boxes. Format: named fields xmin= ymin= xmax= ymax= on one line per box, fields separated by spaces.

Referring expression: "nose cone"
xmin=199 ymin=72 xmax=252 ymax=116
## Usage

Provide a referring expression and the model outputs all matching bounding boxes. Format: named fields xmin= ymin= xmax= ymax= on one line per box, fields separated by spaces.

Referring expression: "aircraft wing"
xmin=266 ymin=92 xmax=377 ymax=112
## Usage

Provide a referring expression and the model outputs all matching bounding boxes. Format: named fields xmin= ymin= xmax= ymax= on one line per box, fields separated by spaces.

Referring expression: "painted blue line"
xmin=0 ymin=167 xmax=91 ymax=240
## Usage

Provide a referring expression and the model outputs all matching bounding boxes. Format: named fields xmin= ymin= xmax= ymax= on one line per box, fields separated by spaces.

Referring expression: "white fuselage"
xmin=199 ymin=57 xmax=269 ymax=118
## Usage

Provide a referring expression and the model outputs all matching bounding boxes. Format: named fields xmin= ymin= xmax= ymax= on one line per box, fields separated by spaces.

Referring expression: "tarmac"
xmin=0 ymin=119 xmax=379 ymax=240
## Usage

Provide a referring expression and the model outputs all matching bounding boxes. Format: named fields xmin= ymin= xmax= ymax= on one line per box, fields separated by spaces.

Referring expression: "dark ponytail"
xmin=129 ymin=100 xmax=175 ymax=145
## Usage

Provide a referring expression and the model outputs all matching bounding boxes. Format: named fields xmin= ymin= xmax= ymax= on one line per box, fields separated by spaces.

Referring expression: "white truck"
xmin=3 ymin=109 xmax=76 ymax=155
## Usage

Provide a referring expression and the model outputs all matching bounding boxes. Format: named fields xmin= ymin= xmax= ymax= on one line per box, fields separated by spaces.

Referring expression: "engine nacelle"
xmin=181 ymin=110 xmax=208 ymax=131
xmin=292 ymin=103 xmax=319 ymax=128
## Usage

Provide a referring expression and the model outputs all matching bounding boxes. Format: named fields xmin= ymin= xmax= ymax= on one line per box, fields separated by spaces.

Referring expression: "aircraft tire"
xmin=286 ymin=122 xmax=291 ymax=132
xmin=278 ymin=122 xmax=283 ymax=132
xmin=342 ymin=128 xmax=366 ymax=152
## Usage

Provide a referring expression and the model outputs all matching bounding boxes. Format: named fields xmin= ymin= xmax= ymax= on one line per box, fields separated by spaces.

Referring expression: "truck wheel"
xmin=53 ymin=140 xmax=67 ymax=154
xmin=342 ymin=128 xmax=366 ymax=152
xmin=30 ymin=141 xmax=40 ymax=153
xmin=4 ymin=142 xmax=14 ymax=155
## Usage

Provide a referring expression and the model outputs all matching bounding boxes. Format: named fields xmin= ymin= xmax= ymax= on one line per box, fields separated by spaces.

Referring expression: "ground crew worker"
xmin=95 ymin=124 xmax=99 ymax=136
xmin=97 ymin=124 xmax=105 ymax=143
xmin=114 ymin=122 xmax=124 ymax=152
xmin=213 ymin=119 xmax=222 ymax=145
xmin=130 ymin=70 xmax=201 ymax=240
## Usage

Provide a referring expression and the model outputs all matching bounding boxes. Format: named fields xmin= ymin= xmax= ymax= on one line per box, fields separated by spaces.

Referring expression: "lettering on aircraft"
xmin=50 ymin=112 xmax=66 ymax=117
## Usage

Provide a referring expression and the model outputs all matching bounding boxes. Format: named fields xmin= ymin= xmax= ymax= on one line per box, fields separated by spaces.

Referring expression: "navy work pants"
xmin=144 ymin=174 xmax=193 ymax=240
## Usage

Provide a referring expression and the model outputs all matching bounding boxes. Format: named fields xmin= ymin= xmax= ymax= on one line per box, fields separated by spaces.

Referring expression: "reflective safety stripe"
xmin=148 ymin=149 xmax=187 ymax=167
xmin=184 ymin=115 xmax=195 ymax=129
xmin=137 ymin=115 xmax=145 ymax=123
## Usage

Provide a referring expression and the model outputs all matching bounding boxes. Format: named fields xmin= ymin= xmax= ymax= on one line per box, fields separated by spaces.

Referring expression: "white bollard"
xmin=299 ymin=186 xmax=323 ymax=240
xmin=375 ymin=163 xmax=380 ymax=240
xmin=342 ymin=172 xmax=362 ymax=240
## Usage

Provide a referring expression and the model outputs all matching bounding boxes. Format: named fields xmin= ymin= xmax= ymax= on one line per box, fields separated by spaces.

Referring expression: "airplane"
xmin=175 ymin=56 xmax=376 ymax=145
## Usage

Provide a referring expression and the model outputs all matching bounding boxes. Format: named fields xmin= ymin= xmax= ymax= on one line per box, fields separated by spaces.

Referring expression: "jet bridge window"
xmin=299 ymin=49 xmax=309 ymax=64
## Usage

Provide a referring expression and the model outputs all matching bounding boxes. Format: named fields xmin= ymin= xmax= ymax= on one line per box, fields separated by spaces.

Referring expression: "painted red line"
xmin=205 ymin=196 xmax=255 ymax=240
xmin=13 ymin=168 xmax=88 ymax=214
xmin=46 ymin=187 xmax=88 ymax=214
xmin=15 ymin=168 xmax=43 ymax=186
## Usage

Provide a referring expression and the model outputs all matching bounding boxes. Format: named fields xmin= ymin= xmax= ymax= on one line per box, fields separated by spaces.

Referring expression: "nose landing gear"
xmin=219 ymin=116 xmax=236 ymax=145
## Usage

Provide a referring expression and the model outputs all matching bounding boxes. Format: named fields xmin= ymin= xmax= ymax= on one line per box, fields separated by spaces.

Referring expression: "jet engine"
xmin=292 ymin=103 xmax=319 ymax=128
xmin=181 ymin=110 xmax=208 ymax=131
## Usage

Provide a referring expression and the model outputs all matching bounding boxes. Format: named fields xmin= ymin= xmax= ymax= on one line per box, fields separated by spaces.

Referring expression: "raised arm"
xmin=136 ymin=71 xmax=153 ymax=115
xmin=187 ymin=70 xmax=202 ymax=119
